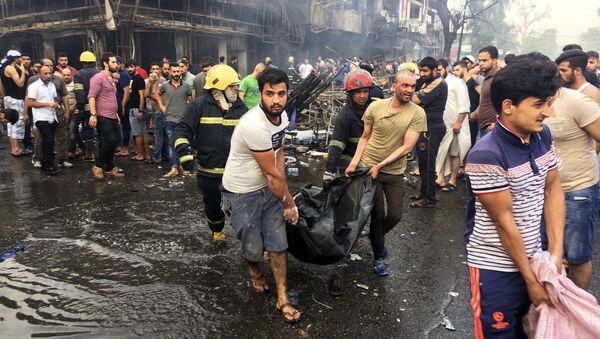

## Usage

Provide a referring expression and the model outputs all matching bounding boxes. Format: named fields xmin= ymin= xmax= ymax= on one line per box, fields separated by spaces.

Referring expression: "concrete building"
xmin=0 ymin=0 xmax=442 ymax=73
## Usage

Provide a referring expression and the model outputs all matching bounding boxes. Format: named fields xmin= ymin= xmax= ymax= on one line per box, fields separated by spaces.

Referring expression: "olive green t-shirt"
xmin=359 ymin=98 xmax=427 ymax=175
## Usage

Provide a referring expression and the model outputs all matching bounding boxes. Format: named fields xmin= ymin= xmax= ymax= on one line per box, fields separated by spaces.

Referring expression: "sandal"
xmin=277 ymin=302 xmax=302 ymax=323
xmin=409 ymin=194 xmax=422 ymax=200
xmin=442 ymin=183 xmax=456 ymax=192
xmin=11 ymin=149 xmax=32 ymax=157
xmin=410 ymin=199 xmax=436 ymax=208
xmin=435 ymin=182 xmax=444 ymax=190
xmin=113 ymin=167 xmax=125 ymax=173
xmin=409 ymin=170 xmax=420 ymax=177
xmin=130 ymin=156 xmax=145 ymax=161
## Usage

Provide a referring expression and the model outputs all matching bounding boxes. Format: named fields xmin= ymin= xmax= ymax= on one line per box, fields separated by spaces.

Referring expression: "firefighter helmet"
xmin=79 ymin=51 xmax=96 ymax=63
xmin=203 ymin=64 xmax=240 ymax=91
xmin=344 ymin=69 xmax=374 ymax=92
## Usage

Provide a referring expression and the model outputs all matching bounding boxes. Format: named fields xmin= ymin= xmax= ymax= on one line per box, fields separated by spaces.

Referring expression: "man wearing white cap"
xmin=1 ymin=50 xmax=31 ymax=157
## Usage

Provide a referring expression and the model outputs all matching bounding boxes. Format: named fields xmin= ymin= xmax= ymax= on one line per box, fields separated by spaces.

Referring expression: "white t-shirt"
xmin=223 ymin=105 xmax=289 ymax=193
xmin=298 ymin=64 xmax=314 ymax=79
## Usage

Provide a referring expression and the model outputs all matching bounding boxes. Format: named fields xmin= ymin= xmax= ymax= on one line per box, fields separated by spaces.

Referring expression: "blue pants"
xmin=468 ymin=267 xmax=529 ymax=339
xmin=152 ymin=111 xmax=168 ymax=162
xmin=165 ymin=121 xmax=178 ymax=168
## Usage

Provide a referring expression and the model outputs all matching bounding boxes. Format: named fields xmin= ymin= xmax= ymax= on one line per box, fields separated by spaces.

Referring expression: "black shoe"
xmin=327 ymin=274 xmax=343 ymax=297
xmin=41 ymin=166 xmax=60 ymax=175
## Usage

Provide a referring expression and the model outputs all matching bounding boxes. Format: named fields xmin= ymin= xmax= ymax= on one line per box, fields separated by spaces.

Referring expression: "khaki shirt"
xmin=360 ymin=98 xmax=427 ymax=175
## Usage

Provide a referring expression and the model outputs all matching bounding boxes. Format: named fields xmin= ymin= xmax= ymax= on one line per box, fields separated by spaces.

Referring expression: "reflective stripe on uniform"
xmin=223 ymin=119 xmax=240 ymax=126
xmin=73 ymin=84 xmax=84 ymax=90
xmin=341 ymin=154 xmax=353 ymax=162
xmin=207 ymin=217 xmax=226 ymax=225
xmin=198 ymin=165 xmax=225 ymax=174
xmin=329 ymin=139 xmax=346 ymax=150
xmin=174 ymin=138 xmax=189 ymax=148
xmin=348 ymin=137 xmax=360 ymax=144
xmin=179 ymin=154 xmax=194 ymax=163
xmin=199 ymin=116 xmax=239 ymax=126
xmin=371 ymin=97 xmax=382 ymax=101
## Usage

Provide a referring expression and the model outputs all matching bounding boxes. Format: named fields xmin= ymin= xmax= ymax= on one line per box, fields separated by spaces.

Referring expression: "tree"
xmin=430 ymin=0 xmax=499 ymax=58
xmin=522 ymin=28 xmax=558 ymax=58
xmin=580 ymin=27 xmax=600 ymax=51
xmin=511 ymin=0 xmax=550 ymax=49
xmin=469 ymin=0 xmax=516 ymax=55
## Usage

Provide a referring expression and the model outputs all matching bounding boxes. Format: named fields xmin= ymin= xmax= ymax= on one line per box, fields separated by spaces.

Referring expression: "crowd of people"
xmin=1 ymin=43 xmax=600 ymax=333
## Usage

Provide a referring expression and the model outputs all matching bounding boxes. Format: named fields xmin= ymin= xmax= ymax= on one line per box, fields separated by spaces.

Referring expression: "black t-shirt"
xmin=129 ymin=74 xmax=146 ymax=109
xmin=417 ymin=79 xmax=448 ymax=129
xmin=584 ymin=70 xmax=600 ymax=88
xmin=465 ymin=78 xmax=480 ymax=113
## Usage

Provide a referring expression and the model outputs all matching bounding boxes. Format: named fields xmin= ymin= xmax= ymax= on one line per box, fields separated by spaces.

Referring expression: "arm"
xmin=412 ymin=94 xmax=422 ymax=105
xmin=325 ymin=117 xmax=348 ymax=174
xmin=88 ymin=97 xmax=97 ymax=128
xmin=137 ymin=89 xmax=145 ymax=111
xmin=369 ymin=129 xmax=420 ymax=179
xmin=26 ymin=97 xmax=57 ymax=109
xmin=61 ymin=95 xmax=69 ymax=122
xmin=477 ymin=190 xmax=551 ymax=306
xmin=121 ymin=86 xmax=130 ymax=114
xmin=543 ymin=168 xmax=565 ymax=270
xmin=345 ymin=123 xmax=372 ymax=176
xmin=239 ymin=91 xmax=246 ymax=102
xmin=6 ymin=65 xmax=26 ymax=87
xmin=173 ymin=102 xmax=200 ymax=171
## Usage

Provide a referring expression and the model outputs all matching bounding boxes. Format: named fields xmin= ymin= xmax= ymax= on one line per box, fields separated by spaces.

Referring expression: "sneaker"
xmin=58 ymin=161 xmax=74 ymax=168
xmin=212 ymin=231 xmax=225 ymax=241
xmin=92 ymin=165 xmax=105 ymax=180
xmin=32 ymin=159 xmax=42 ymax=168
xmin=104 ymin=168 xmax=125 ymax=178
xmin=41 ymin=166 xmax=60 ymax=175
xmin=373 ymin=259 xmax=389 ymax=276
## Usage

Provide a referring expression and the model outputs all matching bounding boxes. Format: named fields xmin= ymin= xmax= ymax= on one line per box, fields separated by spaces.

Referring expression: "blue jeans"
xmin=165 ymin=121 xmax=178 ymax=168
xmin=541 ymin=182 xmax=599 ymax=264
xmin=152 ymin=111 xmax=168 ymax=161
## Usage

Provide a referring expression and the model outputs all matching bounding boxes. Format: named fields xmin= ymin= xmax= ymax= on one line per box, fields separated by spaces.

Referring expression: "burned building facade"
xmin=0 ymin=0 xmax=442 ymax=73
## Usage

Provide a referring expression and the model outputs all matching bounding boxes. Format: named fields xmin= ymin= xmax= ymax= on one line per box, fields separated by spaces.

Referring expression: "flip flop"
xmin=130 ymin=156 xmax=145 ymax=161
xmin=410 ymin=199 xmax=436 ymax=208
xmin=277 ymin=302 xmax=302 ymax=323
xmin=442 ymin=183 xmax=457 ymax=192
xmin=409 ymin=170 xmax=420 ymax=177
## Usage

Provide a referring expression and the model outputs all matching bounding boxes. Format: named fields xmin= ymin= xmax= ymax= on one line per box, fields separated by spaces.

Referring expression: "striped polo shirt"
xmin=464 ymin=120 xmax=558 ymax=272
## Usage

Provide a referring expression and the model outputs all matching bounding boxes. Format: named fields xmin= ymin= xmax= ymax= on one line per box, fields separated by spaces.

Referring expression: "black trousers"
xmin=95 ymin=116 xmax=122 ymax=172
xmin=197 ymin=175 xmax=226 ymax=232
xmin=35 ymin=120 xmax=57 ymax=170
xmin=369 ymin=173 xmax=405 ymax=259
xmin=417 ymin=126 xmax=446 ymax=203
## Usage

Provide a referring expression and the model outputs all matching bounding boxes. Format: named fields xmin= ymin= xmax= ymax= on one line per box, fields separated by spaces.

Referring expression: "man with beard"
xmin=472 ymin=46 xmax=500 ymax=138
xmin=410 ymin=57 xmax=448 ymax=208
xmin=54 ymin=52 xmax=77 ymax=76
xmin=556 ymin=49 xmax=600 ymax=104
xmin=88 ymin=52 xmax=124 ymax=180
xmin=346 ymin=71 xmax=426 ymax=275
xmin=222 ymin=68 xmax=300 ymax=323
xmin=125 ymin=60 xmax=149 ymax=162
xmin=324 ymin=69 xmax=375 ymax=180
xmin=453 ymin=60 xmax=480 ymax=147
xmin=173 ymin=64 xmax=244 ymax=241
xmin=1 ymin=50 xmax=31 ymax=157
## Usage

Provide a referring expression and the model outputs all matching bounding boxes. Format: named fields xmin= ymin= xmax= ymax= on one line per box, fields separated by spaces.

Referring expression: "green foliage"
xmin=468 ymin=0 xmax=516 ymax=56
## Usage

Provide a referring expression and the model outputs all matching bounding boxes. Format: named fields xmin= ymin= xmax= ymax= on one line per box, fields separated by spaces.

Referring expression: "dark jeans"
xmin=35 ymin=120 xmax=57 ymax=170
xmin=469 ymin=120 xmax=478 ymax=147
xmin=197 ymin=175 xmax=226 ymax=232
xmin=81 ymin=110 xmax=94 ymax=141
xmin=121 ymin=108 xmax=131 ymax=148
xmin=23 ymin=109 xmax=33 ymax=148
xmin=369 ymin=173 xmax=405 ymax=259
xmin=417 ymin=126 xmax=446 ymax=203
xmin=152 ymin=111 xmax=169 ymax=161
xmin=95 ymin=116 xmax=122 ymax=172
xmin=68 ymin=112 xmax=85 ymax=152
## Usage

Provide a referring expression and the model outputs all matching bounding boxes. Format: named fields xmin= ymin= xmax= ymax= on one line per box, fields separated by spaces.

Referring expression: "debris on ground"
xmin=356 ymin=284 xmax=369 ymax=290
xmin=349 ymin=253 xmax=363 ymax=261
xmin=312 ymin=295 xmax=333 ymax=310
xmin=441 ymin=317 xmax=456 ymax=331
xmin=449 ymin=292 xmax=459 ymax=297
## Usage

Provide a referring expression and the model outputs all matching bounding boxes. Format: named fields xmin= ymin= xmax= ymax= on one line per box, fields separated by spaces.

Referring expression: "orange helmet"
xmin=344 ymin=69 xmax=373 ymax=92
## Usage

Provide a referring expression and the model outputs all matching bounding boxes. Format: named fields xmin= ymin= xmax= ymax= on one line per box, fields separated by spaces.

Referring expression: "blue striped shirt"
xmin=464 ymin=120 xmax=558 ymax=272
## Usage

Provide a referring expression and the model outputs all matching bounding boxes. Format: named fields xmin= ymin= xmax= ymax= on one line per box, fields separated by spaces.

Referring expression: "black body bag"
xmin=286 ymin=168 xmax=375 ymax=265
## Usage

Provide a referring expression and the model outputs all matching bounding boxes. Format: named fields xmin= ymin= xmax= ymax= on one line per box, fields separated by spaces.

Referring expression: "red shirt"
xmin=88 ymin=72 xmax=118 ymax=120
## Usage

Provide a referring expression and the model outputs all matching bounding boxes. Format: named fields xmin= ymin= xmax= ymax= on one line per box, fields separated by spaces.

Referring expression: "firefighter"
xmin=323 ymin=69 xmax=377 ymax=183
xmin=73 ymin=51 xmax=100 ymax=162
xmin=173 ymin=64 xmax=248 ymax=241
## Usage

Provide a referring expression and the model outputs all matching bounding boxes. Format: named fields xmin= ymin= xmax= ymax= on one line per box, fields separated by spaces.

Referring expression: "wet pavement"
xmin=1 ymin=137 xmax=600 ymax=339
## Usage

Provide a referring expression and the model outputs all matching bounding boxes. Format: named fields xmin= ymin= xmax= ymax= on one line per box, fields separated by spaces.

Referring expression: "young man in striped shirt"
xmin=464 ymin=53 xmax=565 ymax=338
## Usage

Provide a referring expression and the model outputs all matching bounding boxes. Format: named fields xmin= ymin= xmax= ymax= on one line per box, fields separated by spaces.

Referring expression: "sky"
xmin=506 ymin=0 xmax=600 ymax=48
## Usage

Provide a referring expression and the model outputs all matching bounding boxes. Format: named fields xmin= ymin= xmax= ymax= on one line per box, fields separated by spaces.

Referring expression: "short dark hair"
xmin=418 ymin=56 xmax=437 ymax=70
xmin=219 ymin=56 xmax=225 ymax=63
xmin=200 ymin=56 xmax=215 ymax=68
xmin=125 ymin=59 xmax=137 ymax=67
xmin=453 ymin=60 xmax=467 ymax=68
xmin=504 ymin=53 xmax=516 ymax=64
xmin=555 ymin=50 xmax=588 ymax=72
xmin=562 ymin=44 xmax=582 ymax=52
xmin=169 ymin=62 xmax=179 ymax=68
xmin=21 ymin=52 xmax=30 ymax=58
xmin=149 ymin=61 xmax=160 ymax=68
xmin=57 ymin=52 xmax=68 ymax=58
xmin=436 ymin=58 xmax=449 ymax=69
xmin=491 ymin=52 xmax=559 ymax=114
xmin=588 ymin=51 xmax=599 ymax=59
xmin=162 ymin=61 xmax=170 ymax=68
xmin=100 ymin=52 xmax=115 ymax=68
xmin=2 ymin=108 xmax=19 ymax=124
xmin=258 ymin=68 xmax=289 ymax=92
xmin=479 ymin=46 xmax=499 ymax=59
xmin=178 ymin=59 xmax=189 ymax=66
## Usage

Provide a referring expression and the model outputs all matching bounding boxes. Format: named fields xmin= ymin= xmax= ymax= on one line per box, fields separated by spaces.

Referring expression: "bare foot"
xmin=276 ymin=301 xmax=301 ymax=323
xmin=162 ymin=167 xmax=179 ymax=178
xmin=248 ymin=269 xmax=270 ymax=293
